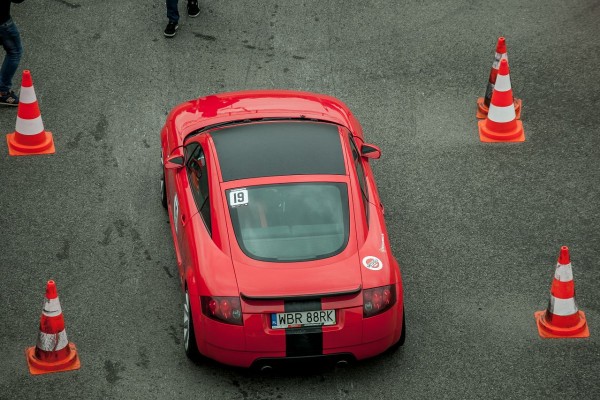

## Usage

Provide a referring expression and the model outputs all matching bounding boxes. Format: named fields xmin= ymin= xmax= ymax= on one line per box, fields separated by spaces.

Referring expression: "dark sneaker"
xmin=164 ymin=21 xmax=178 ymax=37
xmin=188 ymin=1 xmax=200 ymax=17
xmin=0 ymin=90 xmax=19 ymax=106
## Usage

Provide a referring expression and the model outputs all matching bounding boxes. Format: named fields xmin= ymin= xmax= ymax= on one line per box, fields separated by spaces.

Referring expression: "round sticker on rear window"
xmin=362 ymin=256 xmax=383 ymax=271
xmin=229 ymin=189 xmax=248 ymax=207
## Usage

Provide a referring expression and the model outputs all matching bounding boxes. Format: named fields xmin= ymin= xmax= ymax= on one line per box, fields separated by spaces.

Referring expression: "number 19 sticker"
xmin=229 ymin=189 xmax=248 ymax=207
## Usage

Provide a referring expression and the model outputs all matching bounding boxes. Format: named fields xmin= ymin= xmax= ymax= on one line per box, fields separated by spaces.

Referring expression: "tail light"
xmin=201 ymin=296 xmax=243 ymax=325
xmin=363 ymin=284 xmax=396 ymax=318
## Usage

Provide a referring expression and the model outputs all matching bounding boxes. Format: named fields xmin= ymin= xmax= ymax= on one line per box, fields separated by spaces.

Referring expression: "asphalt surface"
xmin=1 ymin=0 xmax=599 ymax=399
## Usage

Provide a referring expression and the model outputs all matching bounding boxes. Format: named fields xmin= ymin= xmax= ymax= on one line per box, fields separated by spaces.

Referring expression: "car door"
xmin=174 ymin=142 xmax=212 ymax=280
xmin=168 ymin=143 xmax=198 ymax=280
xmin=163 ymin=145 xmax=186 ymax=274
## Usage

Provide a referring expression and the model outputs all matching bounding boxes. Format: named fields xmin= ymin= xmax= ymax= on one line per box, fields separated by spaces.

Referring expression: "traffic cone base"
xmin=535 ymin=310 xmax=590 ymax=339
xmin=6 ymin=131 xmax=55 ymax=156
xmin=25 ymin=343 xmax=81 ymax=375
xmin=476 ymin=97 xmax=522 ymax=119
xmin=478 ymin=119 xmax=525 ymax=142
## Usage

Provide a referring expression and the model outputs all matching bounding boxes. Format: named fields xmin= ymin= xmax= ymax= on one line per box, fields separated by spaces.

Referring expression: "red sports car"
xmin=160 ymin=90 xmax=405 ymax=369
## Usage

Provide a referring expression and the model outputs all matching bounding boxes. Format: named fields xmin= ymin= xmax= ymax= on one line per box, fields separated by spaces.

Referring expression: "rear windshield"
xmin=227 ymin=183 xmax=349 ymax=262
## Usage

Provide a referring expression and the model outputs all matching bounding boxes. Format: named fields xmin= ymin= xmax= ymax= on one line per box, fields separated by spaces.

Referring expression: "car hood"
xmin=232 ymin=254 xmax=362 ymax=299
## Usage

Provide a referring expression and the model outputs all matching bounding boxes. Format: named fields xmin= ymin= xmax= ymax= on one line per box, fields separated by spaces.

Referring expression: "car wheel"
xmin=184 ymin=289 xmax=201 ymax=360
xmin=398 ymin=307 xmax=406 ymax=346
xmin=160 ymin=169 xmax=167 ymax=209
xmin=388 ymin=307 xmax=406 ymax=352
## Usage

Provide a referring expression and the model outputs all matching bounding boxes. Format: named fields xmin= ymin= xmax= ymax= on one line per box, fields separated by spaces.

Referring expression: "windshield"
xmin=227 ymin=183 xmax=349 ymax=262
xmin=211 ymin=121 xmax=346 ymax=181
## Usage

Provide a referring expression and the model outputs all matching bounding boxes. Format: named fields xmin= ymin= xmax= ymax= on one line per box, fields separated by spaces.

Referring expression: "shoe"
xmin=0 ymin=90 xmax=19 ymax=106
xmin=164 ymin=21 xmax=178 ymax=37
xmin=188 ymin=1 xmax=200 ymax=17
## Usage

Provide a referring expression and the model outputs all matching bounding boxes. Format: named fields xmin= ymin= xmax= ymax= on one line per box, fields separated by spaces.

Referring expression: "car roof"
xmin=210 ymin=121 xmax=347 ymax=182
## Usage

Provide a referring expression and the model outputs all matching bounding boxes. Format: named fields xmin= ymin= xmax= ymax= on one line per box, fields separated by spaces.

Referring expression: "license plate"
xmin=271 ymin=310 xmax=336 ymax=329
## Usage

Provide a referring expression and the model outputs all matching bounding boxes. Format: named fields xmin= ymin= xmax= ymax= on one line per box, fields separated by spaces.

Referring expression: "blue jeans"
xmin=166 ymin=0 xmax=180 ymax=23
xmin=0 ymin=18 xmax=23 ymax=93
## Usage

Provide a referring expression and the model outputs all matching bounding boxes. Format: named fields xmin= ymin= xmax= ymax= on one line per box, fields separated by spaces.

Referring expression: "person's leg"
xmin=0 ymin=19 xmax=23 ymax=95
xmin=166 ymin=0 xmax=180 ymax=23
xmin=165 ymin=0 xmax=180 ymax=37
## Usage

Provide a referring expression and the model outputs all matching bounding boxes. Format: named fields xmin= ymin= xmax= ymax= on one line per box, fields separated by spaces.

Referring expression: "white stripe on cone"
xmin=42 ymin=298 xmax=62 ymax=317
xmin=19 ymin=86 xmax=36 ymax=104
xmin=555 ymin=263 xmax=574 ymax=281
xmin=493 ymin=74 xmax=512 ymax=92
xmin=15 ymin=116 xmax=44 ymax=135
xmin=549 ymin=296 xmax=578 ymax=316
xmin=492 ymin=53 xmax=507 ymax=69
xmin=488 ymin=104 xmax=516 ymax=123
xmin=36 ymin=329 xmax=69 ymax=352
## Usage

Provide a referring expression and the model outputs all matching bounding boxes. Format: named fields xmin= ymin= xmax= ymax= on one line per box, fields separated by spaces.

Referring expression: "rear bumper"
xmin=202 ymin=331 xmax=398 ymax=368
xmin=195 ymin=301 xmax=403 ymax=368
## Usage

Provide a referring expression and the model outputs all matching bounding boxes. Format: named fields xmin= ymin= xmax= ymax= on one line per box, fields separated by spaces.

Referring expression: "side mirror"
xmin=164 ymin=155 xmax=185 ymax=169
xmin=361 ymin=143 xmax=381 ymax=159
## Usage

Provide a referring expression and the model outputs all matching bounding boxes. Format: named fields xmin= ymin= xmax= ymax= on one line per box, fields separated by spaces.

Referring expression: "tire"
xmin=184 ymin=289 xmax=201 ymax=360
xmin=388 ymin=307 xmax=406 ymax=352
xmin=160 ymin=169 xmax=167 ymax=209
xmin=398 ymin=307 xmax=406 ymax=346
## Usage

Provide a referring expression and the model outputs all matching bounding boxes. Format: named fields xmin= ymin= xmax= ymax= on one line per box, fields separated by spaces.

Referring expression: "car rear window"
xmin=211 ymin=122 xmax=346 ymax=181
xmin=227 ymin=183 xmax=349 ymax=262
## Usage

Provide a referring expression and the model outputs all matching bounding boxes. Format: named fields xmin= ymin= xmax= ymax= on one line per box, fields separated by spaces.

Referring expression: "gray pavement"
xmin=1 ymin=0 xmax=599 ymax=399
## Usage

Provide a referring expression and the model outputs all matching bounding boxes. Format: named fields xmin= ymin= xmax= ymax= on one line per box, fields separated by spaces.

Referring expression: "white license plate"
xmin=271 ymin=310 xmax=336 ymax=329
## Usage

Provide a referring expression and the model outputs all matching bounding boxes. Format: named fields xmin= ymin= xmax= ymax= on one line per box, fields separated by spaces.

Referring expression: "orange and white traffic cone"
xmin=535 ymin=246 xmax=590 ymax=339
xmin=6 ymin=70 xmax=55 ymax=156
xmin=478 ymin=58 xmax=525 ymax=142
xmin=25 ymin=280 xmax=80 ymax=375
xmin=476 ymin=37 xmax=522 ymax=119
